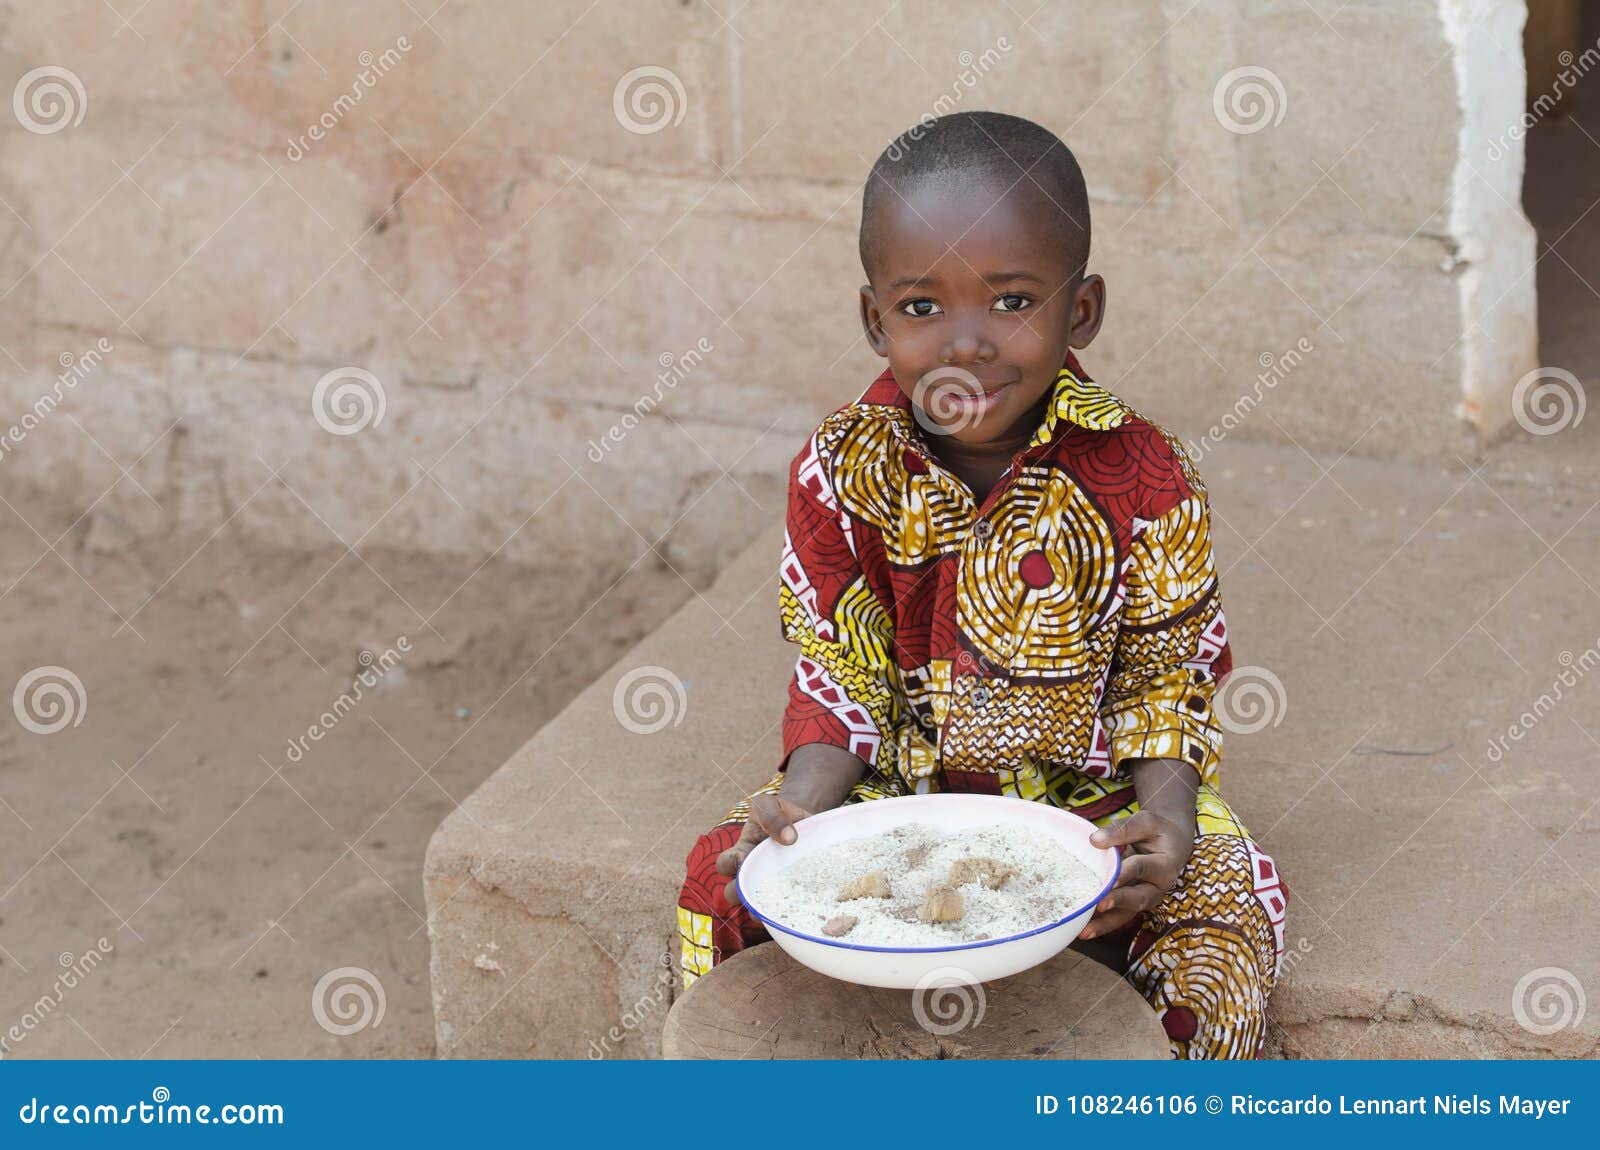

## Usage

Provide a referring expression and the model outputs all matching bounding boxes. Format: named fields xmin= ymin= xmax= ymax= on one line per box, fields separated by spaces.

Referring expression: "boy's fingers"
xmin=775 ymin=797 xmax=815 ymax=842
xmin=1093 ymin=885 xmax=1136 ymax=915
xmin=747 ymin=795 xmax=787 ymax=843
xmin=717 ymin=835 xmax=758 ymax=904
xmin=1088 ymin=812 xmax=1155 ymax=849
xmin=715 ymin=821 xmax=766 ymax=876
xmin=714 ymin=842 xmax=746 ymax=877
xmin=1080 ymin=882 xmax=1160 ymax=938
xmin=753 ymin=795 xmax=810 ymax=845
xmin=1113 ymin=853 xmax=1165 ymax=889
xmin=1080 ymin=908 xmax=1132 ymax=939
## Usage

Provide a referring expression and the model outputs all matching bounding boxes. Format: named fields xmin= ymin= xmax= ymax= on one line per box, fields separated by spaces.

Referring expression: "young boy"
xmin=675 ymin=111 xmax=1287 ymax=1059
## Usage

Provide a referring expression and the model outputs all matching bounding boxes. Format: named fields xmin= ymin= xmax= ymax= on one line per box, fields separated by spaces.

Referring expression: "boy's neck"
xmin=923 ymin=386 xmax=1051 ymax=470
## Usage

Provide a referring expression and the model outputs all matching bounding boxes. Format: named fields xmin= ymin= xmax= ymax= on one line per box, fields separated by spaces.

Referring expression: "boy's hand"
xmin=716 ymin=793 xmax=816 ymax=908
xmin=1080 ymin=810 xmax=1195 ymax=939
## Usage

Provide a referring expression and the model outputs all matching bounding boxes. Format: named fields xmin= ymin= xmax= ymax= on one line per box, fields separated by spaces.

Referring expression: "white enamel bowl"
xmin=737 ymin=792 xmax=1119 ymax=989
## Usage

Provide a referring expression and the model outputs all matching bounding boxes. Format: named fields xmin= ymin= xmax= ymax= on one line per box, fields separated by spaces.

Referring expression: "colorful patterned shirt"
xmin=777 ymin=352 xmax=1234 ymax=809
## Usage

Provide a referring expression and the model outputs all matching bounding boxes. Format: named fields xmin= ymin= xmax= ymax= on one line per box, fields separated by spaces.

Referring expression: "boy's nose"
xmin=939 ymin=330 xmax=997 ymax=365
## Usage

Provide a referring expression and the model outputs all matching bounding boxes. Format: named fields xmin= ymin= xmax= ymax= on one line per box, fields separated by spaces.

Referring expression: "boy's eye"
xmin=900 ymin=299 xmax=942 ymax=317
xmin=993 ymin=294 xmax=1032 ymax=313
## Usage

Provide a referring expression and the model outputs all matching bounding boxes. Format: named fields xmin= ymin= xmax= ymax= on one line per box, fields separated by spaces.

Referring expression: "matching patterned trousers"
xmin=675 ymin=770 xmax=1287 ymax=1059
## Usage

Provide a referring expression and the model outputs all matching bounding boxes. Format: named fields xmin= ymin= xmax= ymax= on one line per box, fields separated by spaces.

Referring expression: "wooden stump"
xmin=662 ymin=943 xmax=1168 ymax=1060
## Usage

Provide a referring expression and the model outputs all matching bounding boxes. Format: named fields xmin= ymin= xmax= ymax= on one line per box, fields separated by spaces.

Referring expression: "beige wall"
xmin=0 ymin=1 xmax=1536 ymax=569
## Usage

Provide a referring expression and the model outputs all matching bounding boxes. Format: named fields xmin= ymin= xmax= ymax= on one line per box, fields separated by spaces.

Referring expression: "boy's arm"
xmin=719 ymin=437 xmax=902 ymax=900
xmin=1084 ymin=471 xmax=1231 ymax=937
xmin=772 ymin=437 xmax=903 ymax=797
xmin=1126 ymin=756 xmax=1200 ymax=837
xmin=1096 ymin=483 xmax=1230 ymax=791
xmin=762 ymin=744 xmax=869 ymax=844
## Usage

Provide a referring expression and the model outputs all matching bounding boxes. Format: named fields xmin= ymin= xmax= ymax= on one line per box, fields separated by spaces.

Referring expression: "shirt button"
xmin=971 ymin=684 xmax=990 ymax=707
xmin=973 ymin=519 xmax=993 ymax=541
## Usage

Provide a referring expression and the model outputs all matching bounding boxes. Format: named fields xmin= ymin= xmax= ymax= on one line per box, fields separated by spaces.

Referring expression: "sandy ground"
xmin=0 ymin=491 xmax=694 ymax=1059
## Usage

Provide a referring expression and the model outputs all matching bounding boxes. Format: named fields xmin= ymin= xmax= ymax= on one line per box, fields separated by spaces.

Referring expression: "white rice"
xmin=746 ymin=821 xmax=1104 ymax=947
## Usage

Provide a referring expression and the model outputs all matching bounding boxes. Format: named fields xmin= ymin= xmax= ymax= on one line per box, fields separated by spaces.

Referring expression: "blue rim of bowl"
xmin=737 ymin=807 xmax=1123 ymax=954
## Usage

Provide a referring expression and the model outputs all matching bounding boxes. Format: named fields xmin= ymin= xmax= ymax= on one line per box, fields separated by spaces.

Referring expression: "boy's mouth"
xmin=910 ymin=367 xmax=1025 ymax=434
xmin=944 ymin=377 xmax=1017 ymax=414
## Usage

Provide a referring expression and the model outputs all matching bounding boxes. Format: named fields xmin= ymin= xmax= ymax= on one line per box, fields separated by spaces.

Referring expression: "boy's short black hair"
xmin=859 ymin=110 xmax=1091 ymax=278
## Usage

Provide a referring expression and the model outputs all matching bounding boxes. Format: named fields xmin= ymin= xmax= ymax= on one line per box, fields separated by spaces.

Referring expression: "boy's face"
xmin=859 ymin=178 xmax=1104 ymax=450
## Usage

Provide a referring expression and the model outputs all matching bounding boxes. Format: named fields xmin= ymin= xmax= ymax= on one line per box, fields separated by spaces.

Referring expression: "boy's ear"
xmin=1068 ymin=273 xmax=1107 ymax=349
xmin=859 ymin=285 xmax=890 ymax=357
